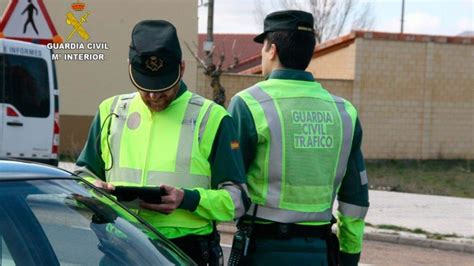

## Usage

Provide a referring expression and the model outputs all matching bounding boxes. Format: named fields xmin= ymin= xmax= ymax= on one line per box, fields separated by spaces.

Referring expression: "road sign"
xmin=0 ymin=0 xmax=62 ymax=44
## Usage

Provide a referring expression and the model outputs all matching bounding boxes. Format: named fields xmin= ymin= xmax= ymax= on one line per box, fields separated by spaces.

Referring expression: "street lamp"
xmin=401 ymin=0 xmax=405 ymax=33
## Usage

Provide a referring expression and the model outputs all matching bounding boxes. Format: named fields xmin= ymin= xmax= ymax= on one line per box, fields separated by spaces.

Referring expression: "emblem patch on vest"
xmin=127 ymin=112 xmax=141 ymax=130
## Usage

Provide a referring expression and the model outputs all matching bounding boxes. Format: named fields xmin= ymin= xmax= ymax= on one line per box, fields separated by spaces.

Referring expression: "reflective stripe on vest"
xmin=338 ymin=201 xmax=368 ymax=219
xmin=330 ymin=95 xmax=354 ymax=206
xmin=360 ymin=170 xmax=368 ymax=186
xmin=199 ymin=102 xmax=213 ymax=142
xmin=246 ymin=85 xmax=354 ymax=223
xmin=176 ymin=95 xmax=202 ymax=174
xmin=246 ymin=86 xmax=283 ymax=209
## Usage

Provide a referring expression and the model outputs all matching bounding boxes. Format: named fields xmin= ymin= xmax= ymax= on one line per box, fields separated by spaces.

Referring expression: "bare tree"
xmin=185 ymin=39 xmax=241 ymax=106
xmin=255 ymin=0 xmax=374 ymax=44
xmin=191 ymin=0 xmax=243 ymax=106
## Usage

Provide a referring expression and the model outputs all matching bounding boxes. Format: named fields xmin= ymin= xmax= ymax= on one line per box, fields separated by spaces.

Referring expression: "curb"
xmin=217 ymin=223 xmax=474 ymax=254
xmin=364 ymin=233 xmax=474 ymax=254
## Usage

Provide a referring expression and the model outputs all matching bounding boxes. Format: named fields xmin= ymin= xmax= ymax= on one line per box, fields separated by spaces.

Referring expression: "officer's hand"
xmin=93 ymin=180 xmax=115 ymax=191
xmin=140 ymin=184 xmax=184 ymax=215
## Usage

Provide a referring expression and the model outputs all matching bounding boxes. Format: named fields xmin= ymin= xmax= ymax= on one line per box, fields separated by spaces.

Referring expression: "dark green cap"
xmin=254 ymin=10 xmax=315 ymax=43
xmin=129 ymin=20 xmax=182 ymax=92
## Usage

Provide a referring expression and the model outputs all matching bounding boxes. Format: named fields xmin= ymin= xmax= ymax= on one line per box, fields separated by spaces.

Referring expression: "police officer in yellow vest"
xmin=75 ymin=20 xmax=249 ymax=265
xmin=228 ymin=11 xmax=369 ymax=266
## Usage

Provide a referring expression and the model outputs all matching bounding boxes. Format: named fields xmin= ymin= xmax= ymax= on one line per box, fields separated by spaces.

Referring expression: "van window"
xmin=1 ymin=54 xmax=50 ymax=118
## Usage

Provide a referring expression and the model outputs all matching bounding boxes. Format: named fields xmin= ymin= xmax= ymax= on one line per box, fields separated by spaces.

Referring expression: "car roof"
xmin=0 ymin=159 xmax=74 ymax=180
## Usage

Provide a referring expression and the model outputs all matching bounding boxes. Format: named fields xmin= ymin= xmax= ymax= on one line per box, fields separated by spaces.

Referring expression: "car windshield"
xmin=0 ymin=178 xmax=191 ymax=266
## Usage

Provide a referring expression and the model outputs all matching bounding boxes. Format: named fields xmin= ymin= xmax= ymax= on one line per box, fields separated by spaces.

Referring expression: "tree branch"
xmin=184 ymin=41 xmax=208 ymax=71
xmin=216 ymin=41 xmax=225 ymax=72
xmin=255 ymin=0 xmax=374 ymax=43
xmin=227 ymin=39 xmax=242 ymax=71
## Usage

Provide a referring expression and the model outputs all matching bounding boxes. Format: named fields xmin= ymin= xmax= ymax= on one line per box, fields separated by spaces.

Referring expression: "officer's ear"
xmin=268 ymin=43 xmax=278 ymax=61
xmin=180 ymin=61 xmax=186 ymax=77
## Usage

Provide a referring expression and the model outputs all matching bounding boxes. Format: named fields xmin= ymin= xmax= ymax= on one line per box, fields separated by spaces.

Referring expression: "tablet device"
xmin=111 ymin=186 xmax=165 ymax=204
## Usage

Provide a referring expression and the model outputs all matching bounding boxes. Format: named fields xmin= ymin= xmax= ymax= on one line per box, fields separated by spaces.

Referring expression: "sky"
xmin=197 ymin=0 xmax=474 ymax=36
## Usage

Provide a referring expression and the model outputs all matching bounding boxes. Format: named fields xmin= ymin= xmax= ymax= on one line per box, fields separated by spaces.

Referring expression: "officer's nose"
xmin=148 ymin=92 xmax=160 ymax=100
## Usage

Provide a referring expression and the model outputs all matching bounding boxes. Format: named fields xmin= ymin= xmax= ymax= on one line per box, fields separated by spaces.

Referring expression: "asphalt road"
xmin=358 ymin=240 xmax=474 ymax=266
xmin=220 ymin=236 xmax=474 ymax=266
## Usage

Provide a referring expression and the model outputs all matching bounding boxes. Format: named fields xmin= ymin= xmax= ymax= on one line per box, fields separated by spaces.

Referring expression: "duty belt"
xmin=251 ymin=223 xmax=332 ymax=239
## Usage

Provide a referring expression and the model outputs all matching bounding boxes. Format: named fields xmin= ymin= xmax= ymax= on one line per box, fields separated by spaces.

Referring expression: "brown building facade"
xmin=0 ymin=0 xmax=199 ymax=157
xmin=208 ymin=31 xmax=474 ymax=160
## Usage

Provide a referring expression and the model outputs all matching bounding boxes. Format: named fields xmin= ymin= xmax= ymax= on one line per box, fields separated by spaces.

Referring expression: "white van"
xmin=0 ymin=39 xmax=59 ymax=166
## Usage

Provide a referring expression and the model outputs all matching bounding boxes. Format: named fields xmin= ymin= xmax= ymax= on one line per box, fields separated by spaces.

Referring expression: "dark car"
xmin=0 ymin=159 xmax=195 ymax=265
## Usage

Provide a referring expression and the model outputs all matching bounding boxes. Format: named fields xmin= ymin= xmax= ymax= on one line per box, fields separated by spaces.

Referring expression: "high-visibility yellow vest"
xmin=98 ymin=90 xmax=227 ymax=233
xmin=236 ymin=79 xmax=357 ymax=223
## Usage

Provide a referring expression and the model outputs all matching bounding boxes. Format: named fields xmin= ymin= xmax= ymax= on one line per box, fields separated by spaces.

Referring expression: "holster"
xmin=325 ymin=231 xmax=340 ymax=266
xmin=171 ymin=231 xmax=223 ymax=266
xmin=325 ymin=217 xmax=340 ymax=266
xmin=203 ymin=229 xmax=224 ymax=266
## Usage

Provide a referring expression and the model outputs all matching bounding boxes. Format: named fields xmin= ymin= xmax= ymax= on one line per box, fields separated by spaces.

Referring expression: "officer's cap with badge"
xmin=129 ymin=20 xmax=182 ymax=92
xmin=254 ymin=10 xmax=315 ymax=43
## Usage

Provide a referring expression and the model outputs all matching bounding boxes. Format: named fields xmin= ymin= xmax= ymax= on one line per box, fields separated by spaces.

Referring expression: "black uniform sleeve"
xmin=227 ymin=95 xmax=258 ymax=172
xmin=337 ymin=118 xmax=369 ymax=264
xmin=75 ymin=112 xmax=106 ymax=181
xmin=337 ymin=118 xmax=369 ymax=206
xmin=208 ymin=115 xmax=247 ymax=187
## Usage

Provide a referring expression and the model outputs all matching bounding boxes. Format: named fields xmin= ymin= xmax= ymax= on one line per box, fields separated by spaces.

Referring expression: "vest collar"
xmin=175 ymin=81 xmax=187 ymax=99
xmin=267 ymin=69 xmax=315 ymax=82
